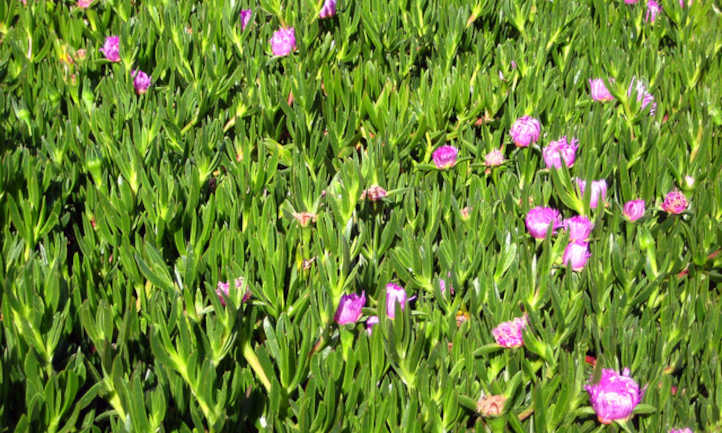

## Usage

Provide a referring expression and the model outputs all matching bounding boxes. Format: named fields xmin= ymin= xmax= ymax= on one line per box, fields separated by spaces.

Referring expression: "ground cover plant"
xmin=1 ymin=0 xmax=721 ymax=431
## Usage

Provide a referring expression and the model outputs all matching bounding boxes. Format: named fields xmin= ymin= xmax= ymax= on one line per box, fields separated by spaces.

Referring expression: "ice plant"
xmin=563 ymin=241 xmax=591 ymax=271
xmin=623 ymin=199 xmax=645 ymax=221
xmin=625 ymin=0 xmax=638 ymax=4
xmin=646 ymin=0 xmax=661 ymax=22
xmin=361 ymin=185 xmax=387 ymax=201
xmin=563 ymin=215 xmax=593 ymax=241
xmin=589 ymin=79 xmax=614 ymax=101
xmin=334 ymin=292 xmax=366 ymax=325
xmin=77 ymin=0 xmax=93 ymax=7
xmin=270 ymin=27 xmax=296 ymax=57
xmin=385 ymin=283 xmax=409 ymax=319
xmin=319 ymin=0 xmax=337 ymax=18
xmin=628 ymin=77 xmax=657 ymax=115
xmin=240 ymin=9 xmax=252 ymax=30
xmin=484 ymin=149 xmax=505 ymax=167
xmin=216 ymin=277 xmax=251 ymax=306
xmin=476 ymin=394 xmax=507 ymax=417
xmin=662 ymin=189 xmax=688 ymax=214
xmin=100 ymin=36 xmax=120 ymax=62
xmin=542 ymin=136 xmax=578 ymax=169
xmin=585 ymin=368 xmax=644 ymax=424
xmin=132 ymin=69 xmax=151 ymax=95
xmin=366 ymin=315 xmax=379 ymax=335
xmin=668 ymin=429 xmax=693 ymax=433
xmin=575 ymin=178 xmax=608 ymax=209
xmin=525 ymin=206 xmax=562 ymax=239
xmin=492 ymin=315 xmax=527 ymax=348
xmin=432 ymin=145 xmax=458 ymax=169
xmin=509 ymin=116 xmax=541 ymax=147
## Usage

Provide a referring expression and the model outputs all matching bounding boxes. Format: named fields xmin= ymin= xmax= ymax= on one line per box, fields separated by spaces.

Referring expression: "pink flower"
xmin=270 ymin=27 xmax=296 ymax=57
xmin=623 ymin=199 xmax=645 ymax=221
xmin=542 ymin=136 xmax=578 ymax=169
xmin=439 ymin=278 xmax=455 ymax=295
xmin=625 ymin=0 xmax=638 ymax=4
xmin=100 ymin=36 xmax=120 ymax=62
xmin=585 ymin=368 xmax=644 ymax=424
xmin=563 ymin=241 xmax=591 ymax=271
xmin=563 ymin=215 xmax=593 ymax=242
xmin=575 ymin=178 xmax=608 ymax=209
xmin=509 ymin=116 xmax=541 ymax=148
xmin=334 ymin=291 xmax=366 ymax=325
xmin=240 ymin=9 xmax=252 ymax=30
xmin=669 ymin=429 xmax=693 ymax=433
xmin=589 ymin=79 xmax=614 ymax=101
xmin=484 ymin=149 xmax=505 ymax=167
xmin=627 ymin=77 xmax=657 ymax=115
xmin=385 ymin=283 xmax=409 ymax=319
xmin=492 ymin=315 xmax=528 ymax=348
xmin=320 ymin=0 xmax=337 ymax=18
xmin=432 ymin=145 xmax=458 ymax=169
xmin=77 ymin=0 xmax=94 ymax=7
xmin=678 ymin=0 xmax=692 ymax=6
xmin=646 ymin=0 xmax=662 ymax=22
xmin=132 ymin=69 xmax=151 ymax=95
xmin=216 ymin=277 xmax=251 ymax=306
xmin=361 ymin=185 xmax=387 ymax=201
xmin=525 ymin=206 xmax=562 ymax=239
xmin=366 ymin=315 xmax=379 ymax=335
xmin=662 ymin=189 xmax=688 ymax=214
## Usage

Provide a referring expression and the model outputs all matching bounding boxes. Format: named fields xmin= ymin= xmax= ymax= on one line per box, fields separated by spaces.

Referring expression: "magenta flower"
xmin=625 ymin=0 xmax=638 ymax=4
xmin=319 ymin=0 xmax=337 ymax=18
xmin=623 ymin=199 xmax=645 ymax=221
xmin=525 ymin=206 xmax=562 ymax=239
xmin=563 ymin=241 xmax=591 ymax=271
xmin=509 ymin=116 xmax=541 ymax=148
xmin=432 ymin=145 xmax=459 ymax=169
xmin=589 ymin=79 xmax=614 ymax=102
xmin=492 ymin=315 xmax=528 ymax=348
xmin=668 ymin=428 xmax=693 ymax=433
xmin=132 ymin=69 xmax=151 ymax=95
xmin=385 ymin=283 xmax=409 ymax=319
xmin=564 ymin=215 xmax=593 ymax=242
xmin=662 ymin=189 xmax=688 ymax=214
xmin=542 ymin=136 xmax=578 ymax=169
xmin=334 ymin=291 xmax=366 ymax=325
xmin=270 ymin=27 xmax=296 ymax=57
xmin=366 ymin=315 xmax=379 ymax=335
xmin=585 ymin=368 xmax=644 ymax=424
xmin=361 ymin=185 xmax=387 ymax=201
xmin=77 ymin=0 xmax=94 ymax=7
xmin=216 ymin=277 xmax=251 ymax=306
xmin=439 ymin=278 xmax=455 ymax=296
xmin=646 ymin=0 xmax=662 ymax=22
xmin=627 ymin=77 xmax=657 ymax=115
xmin=240 ymin=9 xmax=252 ymax=30
xmin=484 ymin=149 xmax=505 ymax=167
xmin=100 ymin=36 xmax=120 ymax=62
xmin=575 ymin=178 xmax=608 ymax=209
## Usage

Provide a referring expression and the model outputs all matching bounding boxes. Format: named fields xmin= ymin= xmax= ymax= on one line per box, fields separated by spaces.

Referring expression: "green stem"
xmin=242 ymin=341 xmax=272 ymax=392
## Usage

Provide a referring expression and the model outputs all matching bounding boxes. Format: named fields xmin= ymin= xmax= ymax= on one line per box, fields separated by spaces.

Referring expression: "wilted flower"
xmin=216 ymin=277 xmax=251 ymax=306
xmin=270 ymin=27 xmax=296 ymax=57
xmin=564 ymin=215 xmax=593 ymax=241
xmin=132 ymin=69 xmax=151 ymax=95
xmin=509 ymin=116 xmax=541 ymax=148
xmin=627 ymin=77 xmax=657 ymax=115
xmin=543 ymin=136 xmax=578 ymax=169
xmin=100 ymin=36 xmax=120 ymax=62
xmin=456 ymin=310 xmax=470 ymax=327
xmin=575 ymin=178 xmax=608 ymax=209
xmin=668 ymin=428 xmax=693 ymax=433
xmin=366 ymin=315 xmax=379 ymax=335
xmin=292 ymin=211 xmax=317 ymax=227
xmin=525 ymin=206 xmax=562 ymax=239
xmin=662 ymin=189 xmax=688 ymax=214
xmin=361 ymin=185 xmax=387 ymax=201
xmin=585 ymin=368 xmax=644 ymax=424
xmin=646 ymin=0 xmax=662 ymax=22
xmin=439 ymin=278 xmax=455 ymax=295
xmin=563 ymin=241 xmax=591 ymax=271
xmin=492 ymin=315 xmax=528 ymax=348
xmin=385 ymin=283 xmax=409 ymax=319
xmin=623 ymin=199 xmax=645 ymax=221
xmin=240 ymin=9 xmax=252 ymax=30
xmin=484 ymin=149 xmax=505 ymax=167
xmin=77 ymin=0 xmax=94 ymax=7
xmin=319 ymin=0 xmax=337 ymax=18
xmin=432 ymin=145 xmax=459 ymax=169
xmin=334 ymin=292 xmax=366 ymax=325
xmin=589 ymin=79 xmax=614 ymax=101
xmin=684 ymin=175 xmax=695 ymax=189
xmin=460 ymin=206 xmax=471 ymax=221
xmin=476 ymin=394 xmax=507 ymax=417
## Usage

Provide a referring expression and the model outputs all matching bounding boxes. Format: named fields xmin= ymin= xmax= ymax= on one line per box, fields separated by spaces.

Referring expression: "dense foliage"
xmin=1 ymin=0 xmax=721 ymax=431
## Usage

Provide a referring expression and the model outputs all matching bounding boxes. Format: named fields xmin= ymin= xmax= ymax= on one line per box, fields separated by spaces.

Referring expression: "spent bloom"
xmin=628 ymin=77 xmax=657 ymax=115
xmin=100 ymin=36 xmax=120 ymax=62
xmin=484 ymin=149 xmax=505 ymax=167
xmin=575 ymin=178 xmax=608 ymax=209
xmin=525 ymin=206 xmax=562 ymax=239
xmin=589 ymin=79 xmax=614 ymax=102
xmin=492 ymin=315 xmax=528 ymax=348
xmin=240 ymin=9 xmax=252 ymax=30
xmin=77 ymin=0 xmax=94 ymax=7
xmin=662 ymin=190 xmax=688 ymax=214
xmin=563 ymin=241 xmax=591 ymax=271
xmin=432 ymin=145 xmax=459 ymax=169
xmin=361 ymin=185 xmax=387 ymax=201
xmin=216 ymin=277 xmax=251 ymax=306
xmin=476 ymin=394 xmax=507 ymax=417
xmin=366 ymin=315 xmax=379 ymax=335
xmin=564 ymin=215 xmax=593 ymax=242
xmin=319 ymin=0 xmax=337 ymax=18
xmin=132 ymin=69 xmax=151 ymax=95
xmin=585 ymin=368 xmax=644 ymax=424
xmin=385 ymin=283 xmax=409 ymax=319
xmin=509 ymin=115 xmax=541 ymax=148
xmin=543 ymin=136 xmax=578 ymax=169
xmin=334 ymin=292 xmax=366 ymax=325
xmin=270 ymin=27 xmax=296 ymax=57
xmin=623 ymin=199 xmax=646 ymax=221
xmin=646 ymin=0 xmax=662 ymax=22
